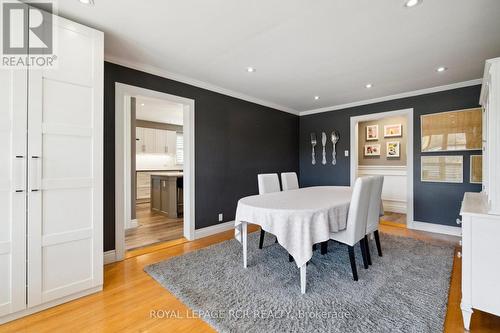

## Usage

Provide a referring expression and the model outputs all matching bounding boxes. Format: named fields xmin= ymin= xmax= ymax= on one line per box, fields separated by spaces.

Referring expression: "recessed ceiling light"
xmin=79 ymin=0 xmax=95 ymax=5
xmin=436 ymin=66 xmax=447 ymax=73
xmin=314 ymin=96 xmax=320 ymax=100
xmin=246 ymin=67 xmax=255 ymax=73
xmin=365 ymin=83 xmax=373 ymax=89
xmin=404 ymin=0 xmax=422 ymax=8
xmin=141 ymin=103 xmax=145 ymax=106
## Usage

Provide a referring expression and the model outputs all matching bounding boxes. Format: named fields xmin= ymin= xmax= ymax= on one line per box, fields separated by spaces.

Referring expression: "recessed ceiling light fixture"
xmin=365 ymin=83 xmax=373 ymax=89
xmin=141 ymin=103 xmax=145 ymax=106
xmin=314 ymin=96 xmax=320 ymax=100
xmin=404 ymin=0 xmax=422 ymax=8
xmin=246 ymin=67 xmax=255 ymax=73
xmin=436 ymin=66 xmax=447 ymax=73
xmin=79 ymin=0 xmax=95 ymax=5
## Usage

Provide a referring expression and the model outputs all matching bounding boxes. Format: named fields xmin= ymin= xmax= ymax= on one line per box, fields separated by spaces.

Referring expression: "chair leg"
xmin=364 ymin=235 xmax=372 ymax=265
xmin=259 ymin=229 xmax=265 ymax=249
xmin=320 ymin=241 xmax=328 ymax=255
xmin=374 ymin=230 xmax=383 ymax=257
xmin=289 ymin=254 xmax=294 ymax=262
xmin=359 ymin=239 xmax=369 ymax=269
xmin=275 ymin=237 xmax=278 ymax=243
xmin=347 ymin=246 xmax=358 ymax=281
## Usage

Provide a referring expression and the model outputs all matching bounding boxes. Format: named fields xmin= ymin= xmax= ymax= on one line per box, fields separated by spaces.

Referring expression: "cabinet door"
xmin=136 ymin=127 xmax=145 ymax=153
xmin=166 ymin=131 xmax=177 ymax=156
xmin=143 ymin=128 xmax=156 ymax=154
xmin=27 ymin=14 xmax=103 ymax=306
xmin=0 ymin=69 xmax=27 ymax=316
xmin=155 ymin=129 xmax=168 ymax=154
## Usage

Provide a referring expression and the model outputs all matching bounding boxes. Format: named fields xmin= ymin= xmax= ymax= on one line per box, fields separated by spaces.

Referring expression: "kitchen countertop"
xmin=150 ymin=172 xmax=184 ymax=177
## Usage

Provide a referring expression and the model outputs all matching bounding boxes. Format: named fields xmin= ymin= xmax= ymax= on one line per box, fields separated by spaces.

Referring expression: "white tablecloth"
xmin=235 ymin=186 xmax=352 ymax=267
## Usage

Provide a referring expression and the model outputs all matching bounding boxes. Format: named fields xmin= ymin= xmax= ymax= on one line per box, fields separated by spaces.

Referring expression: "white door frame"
xmin=114 ymin=83 xmax=195 ymax=261
xmin=349 ymin=108 xmax=414 ymax=225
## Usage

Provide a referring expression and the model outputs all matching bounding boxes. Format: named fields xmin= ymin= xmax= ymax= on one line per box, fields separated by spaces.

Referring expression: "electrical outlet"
xmin=344 ymin=150 xmax=349 ymax=157
xmin=218 ymin=213 xmax=223 ymax=222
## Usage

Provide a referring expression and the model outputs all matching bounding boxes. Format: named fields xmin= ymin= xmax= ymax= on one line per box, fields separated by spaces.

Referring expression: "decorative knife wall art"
xmin=310 ymin=131 xmax=340 ymax=165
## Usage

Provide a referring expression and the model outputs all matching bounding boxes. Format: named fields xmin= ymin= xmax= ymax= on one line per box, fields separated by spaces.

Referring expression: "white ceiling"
xmin=135 ymin=96 xmax=184 ymax=125
xmin=57 ymin=0 xmax=500 ymax=114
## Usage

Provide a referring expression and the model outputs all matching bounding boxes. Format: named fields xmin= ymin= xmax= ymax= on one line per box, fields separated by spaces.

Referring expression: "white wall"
xmin=136 ymin=154 xmax=182 ymax=171
xmin=357 ymin=165 xmax=407 ymax=214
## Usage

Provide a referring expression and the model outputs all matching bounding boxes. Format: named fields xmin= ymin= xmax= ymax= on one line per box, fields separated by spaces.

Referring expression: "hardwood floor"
xmin=125 ymin=202 xmax=184 ymax=250
xmin=2 ymin=224 xmax=500 ymax=333
xmin=380 ymin=211 xmax=406 ymax=227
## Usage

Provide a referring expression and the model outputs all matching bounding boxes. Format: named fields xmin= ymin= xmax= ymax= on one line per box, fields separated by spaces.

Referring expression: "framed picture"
xmin=386 ymin=141 xmax=400 ymax=158
xmin=421 ymin=155 xmax=463 ymax=183
xmin=384 ymin=124 xmax=402 ymax=138
xmin=364 ymin=144 xmax=381 ymax=156
xmin=366 ymin=125 xmax=378 ymax=141
xmin=470 ymin=155 xmax=482 ymax=184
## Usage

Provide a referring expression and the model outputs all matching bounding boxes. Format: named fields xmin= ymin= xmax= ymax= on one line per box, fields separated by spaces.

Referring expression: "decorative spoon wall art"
xmin=331 ymin=130 xmax=340 ymax=165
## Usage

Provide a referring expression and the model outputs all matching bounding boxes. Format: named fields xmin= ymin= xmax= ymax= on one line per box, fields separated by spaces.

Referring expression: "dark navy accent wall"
xmin=299 ymin=85 xmax=482 ymax=227
xmin=104 ymin=62 xmax=299 ymax=251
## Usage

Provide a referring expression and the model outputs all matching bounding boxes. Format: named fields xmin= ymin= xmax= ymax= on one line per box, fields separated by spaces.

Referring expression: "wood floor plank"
xmin=125 ymin=203 xmax=184 ymax=250
xmin=1 ymin=224 xmax=499 ymax=332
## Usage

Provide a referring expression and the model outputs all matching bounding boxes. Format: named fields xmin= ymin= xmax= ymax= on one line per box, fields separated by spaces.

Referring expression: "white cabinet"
xmin=480 ymin=57 xmax=500 ymax=214
xmin=0 ymin=8 xmax=103 ymax=324
xmin=460 ymin=193 xmax=500 ymax=330
xmin=136 ymin=172 xmax=152 ymax=201
xmin=136 ymin=127 xmax=177 ymax=155
xmin=459 ymin=57 xmax=500 ymax=330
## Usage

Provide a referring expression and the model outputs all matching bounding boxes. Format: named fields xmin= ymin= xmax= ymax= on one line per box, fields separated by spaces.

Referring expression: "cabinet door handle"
xmin=457 ymin=251 xmax=462 ymax=258
xmin=456 ymin=218 xmax=462 ymax=225
xmin=30 ymin=156 xmax=41 ymax=192
xmin=14 ymin=155 xmax=25 ymax=192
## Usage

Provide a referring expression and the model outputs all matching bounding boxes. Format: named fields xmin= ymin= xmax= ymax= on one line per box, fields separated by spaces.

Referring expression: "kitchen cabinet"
xmin=150 ymin=172 xmax=183 ymax=218
xmin=136 ymin=127 xmax=177 ymax=155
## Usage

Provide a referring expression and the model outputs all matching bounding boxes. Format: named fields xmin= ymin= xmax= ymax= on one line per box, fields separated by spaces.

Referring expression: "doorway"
xmin=115 ymin=83 xmax=195 ymax=261
xmin=350 ymin=108 xmax=414 ymax=225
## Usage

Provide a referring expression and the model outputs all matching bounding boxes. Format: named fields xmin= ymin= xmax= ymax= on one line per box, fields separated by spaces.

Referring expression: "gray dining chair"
xmin=364 ymin=175 xmax=385 ymax=265
xmin=281 ymin=172 xmax=299 ymax=191
xmin=329 ymin=176 xmax=372 ymax=281
xmin=257 ymin=173 xmax=281 ymax=249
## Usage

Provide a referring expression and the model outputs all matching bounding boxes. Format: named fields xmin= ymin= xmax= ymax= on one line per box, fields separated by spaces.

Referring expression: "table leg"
xmin=300 ymin=263 xmax=307 ymax=294
xmin=242 ymin=222 xmax=247 ymax=268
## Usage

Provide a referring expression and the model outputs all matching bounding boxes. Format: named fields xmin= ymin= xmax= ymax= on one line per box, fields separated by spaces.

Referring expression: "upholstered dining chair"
xmin=257 ymin=173 xmax=281 ymax=249
xmin=281 ymin=172 xmax=299 ymax=191
xmin=364 ymin=175 xmax=384 ymax=265
xmin=329 ymin=176 xmax=372 ymax=281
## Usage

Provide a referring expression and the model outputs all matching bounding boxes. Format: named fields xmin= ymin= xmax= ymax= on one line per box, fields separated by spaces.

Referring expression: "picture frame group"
xmin=364 ymin=123 xmax=403 ymax=157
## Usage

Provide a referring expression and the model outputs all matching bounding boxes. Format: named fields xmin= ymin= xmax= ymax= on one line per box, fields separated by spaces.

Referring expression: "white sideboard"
xmin=459 ymin=57 xmax=500 ymax=330
xmin=460 ymin=193 xmax=500 ymax=330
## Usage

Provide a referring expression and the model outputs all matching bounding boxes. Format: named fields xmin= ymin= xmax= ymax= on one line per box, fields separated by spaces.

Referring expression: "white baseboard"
xmin=103 ymin=250 xmax=117 ymax=265
xmin=0 ymin=286 xmax=102 ymax=324
xmin=194 ymin=221 xmax=235 ymax=239
xmin=125 ymin=219 xmax=138 ymax=230
xmin=408 ymin=221 xmax=462 ymax=237
xmin=383 ymin=199 xmax=407 ymax=214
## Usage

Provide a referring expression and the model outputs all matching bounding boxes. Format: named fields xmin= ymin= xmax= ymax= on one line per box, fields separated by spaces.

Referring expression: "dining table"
xmin=234 ymin=186 xmax=354 ymax=294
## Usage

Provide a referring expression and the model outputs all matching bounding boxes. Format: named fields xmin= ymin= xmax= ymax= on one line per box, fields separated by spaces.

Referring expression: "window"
xmin=176 ymin=132 xmax=184 ymax=165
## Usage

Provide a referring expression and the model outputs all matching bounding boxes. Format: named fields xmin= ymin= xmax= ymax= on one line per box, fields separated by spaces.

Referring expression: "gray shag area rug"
xmin=145 ymin=232 xmax=455 ymax=333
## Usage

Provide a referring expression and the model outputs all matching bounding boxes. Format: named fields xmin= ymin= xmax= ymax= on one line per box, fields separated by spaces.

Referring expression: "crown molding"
xmin=300 ymin=78 xmax=483 ymax=116
xmin=104 ymin=55 xmax=299 ymax=115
